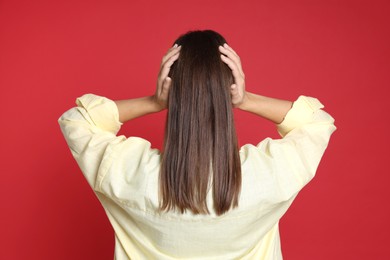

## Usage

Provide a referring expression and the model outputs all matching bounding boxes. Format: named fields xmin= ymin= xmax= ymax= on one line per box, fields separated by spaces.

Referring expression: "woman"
xmin=58 ymin=30 xmax=336 ymax=259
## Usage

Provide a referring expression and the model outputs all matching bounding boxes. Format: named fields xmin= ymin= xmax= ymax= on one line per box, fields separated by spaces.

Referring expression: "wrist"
xmin=150 ymin=95 xmax=166 ymax=112
xmin=237 ymin=92 xmax=252 ymax=111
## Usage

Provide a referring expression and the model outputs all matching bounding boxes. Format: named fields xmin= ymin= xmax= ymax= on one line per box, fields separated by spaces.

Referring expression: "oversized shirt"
xmin=58 ymin=94 xmax=337 ymax=260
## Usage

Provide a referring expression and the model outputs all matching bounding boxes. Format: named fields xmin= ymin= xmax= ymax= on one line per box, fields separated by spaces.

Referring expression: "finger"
xmin=219 ymin=46 xmax=244 ymax=78
xmin=162 ymin=45 xmax=181 ymax=65
xmin=230 ymin=84 xmax=238 ymax=96
xmin=219 ymin=45 xmax=240 ymax=64
xmin=160 ymin=77 xmax=172 ymax=98
xmin=161 ymin=47 xmax=180 ymax=65
xmin=230 ymin=84 xmax=244 ymax=106
xmin=230 ymin=84 xmax=241 ymax=97
xmin=159 ymin=51 xmax=180 ymax=81
xmin=224 ymin=43 xmax=237 ymax=55
xmin=220 ymin=54 xmax=243 ymax=84
xmin=230 ymin=84 xmax=240 ymax=105
xmin=219 ymin=45 xmax=244 ymax=77
xmin=169 ymin=43 xmax=179 ymax=51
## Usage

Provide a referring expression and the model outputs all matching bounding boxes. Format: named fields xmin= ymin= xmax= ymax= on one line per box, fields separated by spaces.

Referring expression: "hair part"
xmin=159 ymin=30 xmax=242 ymax=216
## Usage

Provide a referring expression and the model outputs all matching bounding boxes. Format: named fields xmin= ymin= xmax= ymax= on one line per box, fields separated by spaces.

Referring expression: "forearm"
xmin=114 ymin=96 xmax=163 ymax=123
xmin=239 ymin=92 xmax=293 ymax=124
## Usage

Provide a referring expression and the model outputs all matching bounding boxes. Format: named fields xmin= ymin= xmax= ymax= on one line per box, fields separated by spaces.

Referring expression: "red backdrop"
xmin=1 ymin=0 xmax=389 ymax=259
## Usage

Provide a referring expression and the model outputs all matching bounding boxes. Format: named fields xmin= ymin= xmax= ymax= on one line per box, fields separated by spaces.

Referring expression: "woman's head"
xmin=159 ymin=30 xmax=241 ymax=216
xmin=169 ymin=30 xmax=233 ymax=85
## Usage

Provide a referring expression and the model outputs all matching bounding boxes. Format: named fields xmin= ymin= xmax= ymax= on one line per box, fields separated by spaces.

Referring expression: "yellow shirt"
xmin=58 ymin=94 xmax=336 ymax=260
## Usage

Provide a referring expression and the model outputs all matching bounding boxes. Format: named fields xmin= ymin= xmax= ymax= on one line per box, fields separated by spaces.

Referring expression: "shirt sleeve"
xmin=251 ymin=95 xmax=337 ymax=202
xmin=58 ymin=93 xmax=126 ymax=191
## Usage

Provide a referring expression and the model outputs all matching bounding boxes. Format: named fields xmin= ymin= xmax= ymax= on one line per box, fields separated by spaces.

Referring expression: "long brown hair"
xmin=159 ymin=30 xmax=241 ymax=216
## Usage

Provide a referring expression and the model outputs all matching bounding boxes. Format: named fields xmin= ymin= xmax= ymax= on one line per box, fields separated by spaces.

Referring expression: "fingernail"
xmin=224 ymin=43 xmax=228 ymax=47
xmin=174 ymin=43 xmax=178 ymax=48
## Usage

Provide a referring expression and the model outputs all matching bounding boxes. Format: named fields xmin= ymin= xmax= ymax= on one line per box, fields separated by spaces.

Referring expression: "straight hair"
xmin=159 ymin=30 xmax=241 ymax=216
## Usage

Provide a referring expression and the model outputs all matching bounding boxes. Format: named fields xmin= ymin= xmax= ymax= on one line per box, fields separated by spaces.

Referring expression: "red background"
xmin=1 ymin=0 xmax=389 ymax=259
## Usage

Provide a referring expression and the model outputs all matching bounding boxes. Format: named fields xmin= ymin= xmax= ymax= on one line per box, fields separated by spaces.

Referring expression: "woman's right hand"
xmin=219 ymin=43 xmax=247 ymax=108
xmin=154 ymin=44 xmax=181 ymax=110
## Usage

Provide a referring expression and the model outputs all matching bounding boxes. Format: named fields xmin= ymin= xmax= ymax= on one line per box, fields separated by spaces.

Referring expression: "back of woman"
xmin=58 ymin=30 xmax=337 ymax=259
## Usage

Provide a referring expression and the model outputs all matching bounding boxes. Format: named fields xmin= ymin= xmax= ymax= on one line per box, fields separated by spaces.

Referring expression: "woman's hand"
xmin=219 ymin=44 xmax=293 ymax=123
xmin=219 ymin=43 xmax=247 ymax=108
xmin=154 ymin=44 xmax=181 ymax=110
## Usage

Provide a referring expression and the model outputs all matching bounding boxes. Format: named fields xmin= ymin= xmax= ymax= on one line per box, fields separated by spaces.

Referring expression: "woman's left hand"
xmin=154 ymin=44 xmax=181 ymax=110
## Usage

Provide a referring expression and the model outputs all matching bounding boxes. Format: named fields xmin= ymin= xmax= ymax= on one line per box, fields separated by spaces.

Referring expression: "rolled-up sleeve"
xmin=58 ymin=94 xmax=126 ymax=191
xmin=254 ymin=95 xmax=337 ymax=201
